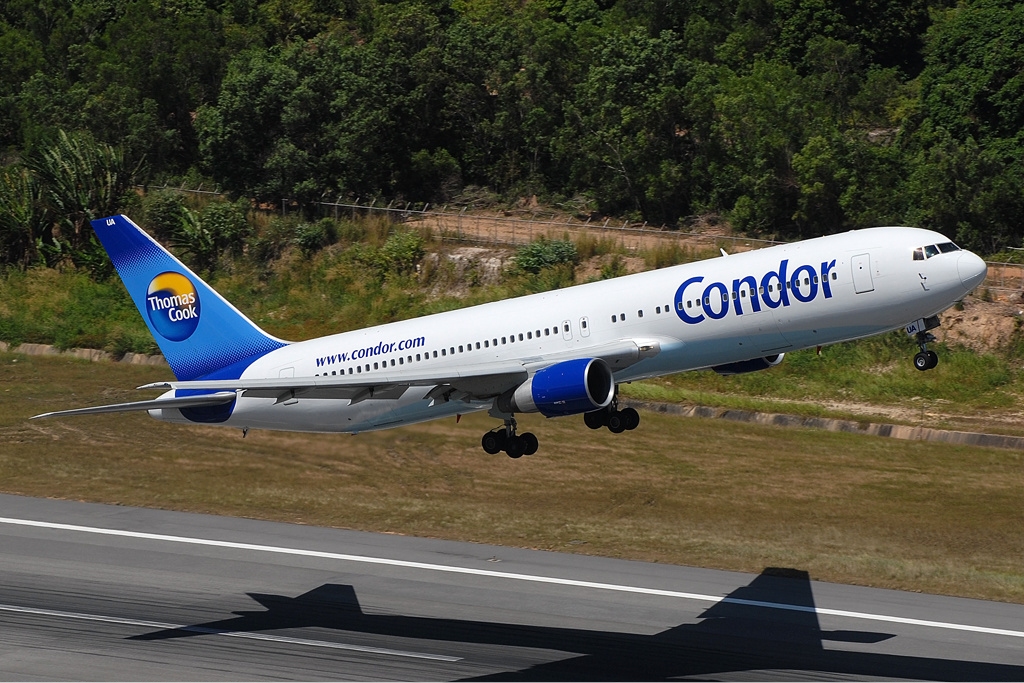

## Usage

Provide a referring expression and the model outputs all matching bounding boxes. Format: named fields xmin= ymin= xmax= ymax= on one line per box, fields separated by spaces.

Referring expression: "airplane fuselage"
xmin=151 ymin=227 xmax=986 ymax=434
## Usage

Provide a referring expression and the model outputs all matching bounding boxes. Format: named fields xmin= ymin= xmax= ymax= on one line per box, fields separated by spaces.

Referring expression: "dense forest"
xmin=1 ymin=0 xmax=1023 ymax=270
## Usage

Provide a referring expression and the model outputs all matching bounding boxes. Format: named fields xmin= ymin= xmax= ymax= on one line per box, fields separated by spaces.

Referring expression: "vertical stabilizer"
xmin=92 ymin=214 xmax=287 ymax=380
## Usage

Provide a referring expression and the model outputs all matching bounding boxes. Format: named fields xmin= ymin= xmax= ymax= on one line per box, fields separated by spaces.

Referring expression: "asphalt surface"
xmin=1 ymin=493 xmax=1023 ymax=681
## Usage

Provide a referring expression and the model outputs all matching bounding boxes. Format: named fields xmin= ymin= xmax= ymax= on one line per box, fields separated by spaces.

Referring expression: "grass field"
xmin=4 ymin=351 xmax=1024 ymax=604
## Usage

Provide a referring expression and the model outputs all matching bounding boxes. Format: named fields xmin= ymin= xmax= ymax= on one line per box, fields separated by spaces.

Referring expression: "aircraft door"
xmin=562 ymin=320 xmax=573 ymax=340
xmin=852 ymin=254 xmax=874 ymax=293
xmin=579 ymin=316 xmax=591 ymax=337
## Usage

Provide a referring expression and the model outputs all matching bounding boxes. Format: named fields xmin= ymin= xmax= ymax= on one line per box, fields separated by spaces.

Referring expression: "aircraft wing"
xmin=31 ymin=392 xmax=238 ymax=420
xmin=137 ymin=338 xmax=663 ymax=405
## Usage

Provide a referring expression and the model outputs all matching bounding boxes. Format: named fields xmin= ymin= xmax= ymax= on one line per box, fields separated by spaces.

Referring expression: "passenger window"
xmin=611 ymin=315 xmax=617 ymax=323
xmin=502 ymin=337 xmax=506 ymax=344
xmin=831 ymin=272 xmax=837 ymax=280
xmin=637 ymin=310 xmax=643 ymax=318
xmin=544 ymin=329 xmax=550 ymax=336
xmin=331 ymin=371 xmax=336 ymax=376
xmin=450 ymin=347 xmax=455 ymax=354
xmin=399 ymin=357 xmax=404 ymax=365
xmin=621 ymin=312 xmax=626 ymax=320
xmin=459 ymin=345 xmax=463 ymax=353
xmin=656 ymin=306 xmax=661 ymax=314
xmin=442 ymin=348 xmax=446 ymax=356
xmin=518 ymin=333 xmax=523 ymax=341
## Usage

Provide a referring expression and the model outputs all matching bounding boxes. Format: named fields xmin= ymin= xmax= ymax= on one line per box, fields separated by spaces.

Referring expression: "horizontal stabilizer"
xmin=31 ymin=392 xmax=237 ymax=420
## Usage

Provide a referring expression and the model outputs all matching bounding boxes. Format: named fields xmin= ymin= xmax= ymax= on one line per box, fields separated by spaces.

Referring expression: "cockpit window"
xmin=914 ymin=242 xmax=961 ymax=260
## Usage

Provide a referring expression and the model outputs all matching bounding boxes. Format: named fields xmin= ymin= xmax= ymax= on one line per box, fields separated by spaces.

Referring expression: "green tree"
xmin=26 ymin=130 xmax=141 ymax=270
xmin=0 ymin=166 xmax=49 ymax=266
xmin=556 ymin=29 xmax=692 ymax=224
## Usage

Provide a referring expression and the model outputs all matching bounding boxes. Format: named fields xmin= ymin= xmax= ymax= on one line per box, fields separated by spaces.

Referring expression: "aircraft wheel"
xmin=607 ymin=411 xmax=626 ymax=434
xmin=621 ymin=407 xmax=640 ymax=431
xmin=584 ymin=411 xmax=605 ymax=430
xmin=505 ymin=435 xmax=526 ymax=459
xmin=913 ymin=352 xmax=931 ymax=371
xmin=482 ymin=430 xmax=505 ymax=454
xmin=927 ymin=350 xmax=939 ymax=369
xmin=521 ymin=432 xmax=539 ymax=455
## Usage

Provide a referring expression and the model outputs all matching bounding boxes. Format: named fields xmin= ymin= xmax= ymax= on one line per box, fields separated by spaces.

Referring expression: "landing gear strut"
xmin=584 ymin=399 xmax=640 ymax=433
xmin=482 ymin=415 xmax=538 ymax=458
xmin=913 ymin=331 xmax=939 ymax=371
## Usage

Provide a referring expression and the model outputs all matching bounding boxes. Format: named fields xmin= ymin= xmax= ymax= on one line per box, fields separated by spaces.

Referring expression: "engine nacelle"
xmin=499 ymin=358 xmax=615 ymax=417
xmin=712 ymin=353 xmax=785 ymax=376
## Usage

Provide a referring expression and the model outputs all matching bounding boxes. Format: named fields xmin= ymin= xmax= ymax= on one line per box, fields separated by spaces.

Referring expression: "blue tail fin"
xmin=92 ymin=215 xmax=288 ymax=381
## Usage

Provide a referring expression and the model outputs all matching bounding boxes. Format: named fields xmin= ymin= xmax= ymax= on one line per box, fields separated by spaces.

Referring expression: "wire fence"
xmin=310 ymin=198 xmax=784 ymax=253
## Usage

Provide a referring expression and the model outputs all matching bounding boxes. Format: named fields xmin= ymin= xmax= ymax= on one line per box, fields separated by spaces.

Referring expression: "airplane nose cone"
xmin=958 ymin=251 xmax=987 ymax=293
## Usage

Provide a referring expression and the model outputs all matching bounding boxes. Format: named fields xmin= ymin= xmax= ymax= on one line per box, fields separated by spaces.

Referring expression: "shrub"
xmin=513 ymin=239 xmax=579 ymax=274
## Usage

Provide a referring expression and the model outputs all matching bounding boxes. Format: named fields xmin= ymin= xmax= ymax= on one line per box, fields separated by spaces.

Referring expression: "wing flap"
xmin=31 ymin=392 xmax=238 ymax=420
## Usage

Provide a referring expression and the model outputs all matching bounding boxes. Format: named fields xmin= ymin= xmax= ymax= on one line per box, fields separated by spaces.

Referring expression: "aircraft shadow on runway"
xmin=129 ymin=567 xmax=1024 ymax=680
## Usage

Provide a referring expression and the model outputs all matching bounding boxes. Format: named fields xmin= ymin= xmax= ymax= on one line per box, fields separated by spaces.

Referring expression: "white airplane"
xmin=33 ymin=215 xmax=987 ymax=457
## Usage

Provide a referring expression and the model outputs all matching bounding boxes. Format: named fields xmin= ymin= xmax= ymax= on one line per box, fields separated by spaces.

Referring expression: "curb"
xmin=0 ymin=341 xmax=167 ymax=367
xmin=625 ymin=400 xmax=1024 ymax=452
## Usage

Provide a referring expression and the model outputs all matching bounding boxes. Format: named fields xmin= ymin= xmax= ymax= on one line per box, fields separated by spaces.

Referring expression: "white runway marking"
xmin=0 ymin=603 xmax=462 ymax=661
xmin=3 ymin=516 xmax=1023 ymax=640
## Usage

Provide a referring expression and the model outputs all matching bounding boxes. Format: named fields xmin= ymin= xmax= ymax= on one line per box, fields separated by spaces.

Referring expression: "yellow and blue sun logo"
xmin=146 ymin=272 xmax=201 ymax=342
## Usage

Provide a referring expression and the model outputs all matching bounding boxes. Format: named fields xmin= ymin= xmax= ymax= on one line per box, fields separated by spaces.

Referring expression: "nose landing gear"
xmin=906 ymin=315 xmax=942 ymax=371
xmin=913 ymin=331 xmax=939 ymax=371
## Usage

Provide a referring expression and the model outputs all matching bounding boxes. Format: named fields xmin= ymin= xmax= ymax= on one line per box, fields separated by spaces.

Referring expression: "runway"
xmin=1 ymin=494 xmax=1023 ymax=680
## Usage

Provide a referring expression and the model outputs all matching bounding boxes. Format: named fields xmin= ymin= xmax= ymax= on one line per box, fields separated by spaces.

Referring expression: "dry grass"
xmin=4 ymin=352 xmax=1024 ymax=604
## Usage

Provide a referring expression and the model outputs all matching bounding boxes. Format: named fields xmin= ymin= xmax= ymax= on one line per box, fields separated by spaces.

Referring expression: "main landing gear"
xmin=584 ymin=400 xmax=640 ymax=434
xmin=913 ymin=331 xmax=939 ymax=371
xmin=482 ymin=416 xmax=538 ymax=458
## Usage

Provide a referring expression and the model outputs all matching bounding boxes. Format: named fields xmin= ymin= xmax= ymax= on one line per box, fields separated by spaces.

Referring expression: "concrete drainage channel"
xmin=626 ymin=400 xmax=1024 ymax=451
xmin=4 ymin=341 xmax=1023 ymax=451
